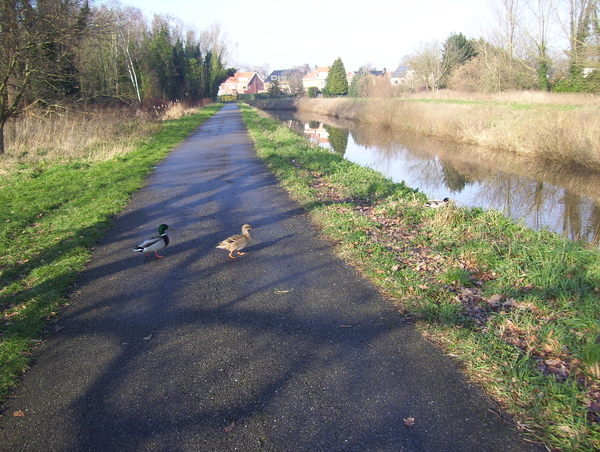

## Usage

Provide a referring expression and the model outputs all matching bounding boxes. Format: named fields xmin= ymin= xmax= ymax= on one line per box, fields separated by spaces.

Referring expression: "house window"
xmin=271 ymin=75 xmax=278 ymax=81
xmin=243 ymin=85 xmax=247 ymax=90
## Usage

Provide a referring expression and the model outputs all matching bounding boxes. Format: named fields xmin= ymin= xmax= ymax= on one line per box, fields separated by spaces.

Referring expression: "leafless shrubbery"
xmin=134 ymin=99 xmax=213 ymax=121
xmin=0 ymin=109 xmax=161 ymax=172
xmin=448 ymin=53 xmax=537 ymax=93
xmin=160 ymin=99 xmax=213 ymax=120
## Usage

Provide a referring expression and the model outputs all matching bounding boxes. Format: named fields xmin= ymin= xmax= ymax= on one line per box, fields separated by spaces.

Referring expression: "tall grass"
xmin=403 ymin=89 xmax=600 ymax=106
xmin=1 ymin=101 xmax=212 ymax=173
xmin=2 ymin=110 xmax=158 ymax=171
xmin=294 ymin=92 xmax=600 ymax=171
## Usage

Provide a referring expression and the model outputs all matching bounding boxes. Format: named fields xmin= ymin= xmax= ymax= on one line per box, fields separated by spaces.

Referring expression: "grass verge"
xmin=239 ymin=102 xmax=600 ymax=452
xmin=0 ymin=103 xmax=223 ymax=402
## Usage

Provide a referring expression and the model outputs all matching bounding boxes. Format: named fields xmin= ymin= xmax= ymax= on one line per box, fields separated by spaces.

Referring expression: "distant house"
xmin=347 ymin=68 xmax=391 ymax=86
xmin=264 ymin=69 xmax=303 ymax=94
xmin=390 ymin=64 xmax=416 ymax=89
xmin=369 ymin=68 xmax=388 ymax=78
xmin=346 ymin=71 xmax=355 ymax=86
xmin=218 ymin=72 xmax=264 ymax=96
xmin=302 ymin=67 xmax=330 ymax=91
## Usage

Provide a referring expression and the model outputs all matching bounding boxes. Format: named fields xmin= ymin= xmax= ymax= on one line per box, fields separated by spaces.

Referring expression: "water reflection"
xmin=269 ymin=110 xmax=600 ymax=244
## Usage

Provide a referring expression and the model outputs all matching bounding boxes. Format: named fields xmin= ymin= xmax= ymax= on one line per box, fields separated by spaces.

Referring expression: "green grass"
xmin=0 ymin=104 xmax=223 ymax=401
xmin=239 ymin=102 xmax=600 ymax=451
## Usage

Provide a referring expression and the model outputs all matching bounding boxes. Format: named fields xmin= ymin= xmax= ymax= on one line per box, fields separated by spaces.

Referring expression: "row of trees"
xmin=0 ymin=0 xmax=234 ymax=153
xmin=408 ymin=0 xmax=600 ymax=93
xmin=258 ymin=1 xmax=600 ymax=98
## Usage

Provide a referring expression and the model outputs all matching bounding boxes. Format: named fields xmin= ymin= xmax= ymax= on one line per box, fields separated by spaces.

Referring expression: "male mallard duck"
xmin=216 ymin=224 xmax=254 ymax=258
xmin=425 ymin=197 xmax=451 ymax=208
xmin=133 ymin=224 xmax=171 ymax=258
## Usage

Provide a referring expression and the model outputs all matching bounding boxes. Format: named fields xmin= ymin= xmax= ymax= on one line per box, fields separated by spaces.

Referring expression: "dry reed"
xmin=160 ymin=99 xmax=212 ymax=120
xmin=402 ymin=89 xmax=600 ymax=107
xmin=0 ymin=101 xmax=211 ymax=173
xmin=295 ymin=92 xmax=600 ymax=171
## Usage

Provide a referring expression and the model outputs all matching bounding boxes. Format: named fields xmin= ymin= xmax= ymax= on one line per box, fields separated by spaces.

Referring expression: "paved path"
xmin=0 ymin=104 xmax=545 ymax=451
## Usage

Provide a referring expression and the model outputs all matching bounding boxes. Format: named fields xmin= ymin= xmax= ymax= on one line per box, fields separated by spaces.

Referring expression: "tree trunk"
xmin=0 ymin=119 xmax=5 ymax=155
xmin=0 ymin=89 xmax=5 ymax=154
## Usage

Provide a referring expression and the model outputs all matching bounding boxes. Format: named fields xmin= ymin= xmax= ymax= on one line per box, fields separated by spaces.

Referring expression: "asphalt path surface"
xmin=0 ymin=104 xmax=545 ymax=451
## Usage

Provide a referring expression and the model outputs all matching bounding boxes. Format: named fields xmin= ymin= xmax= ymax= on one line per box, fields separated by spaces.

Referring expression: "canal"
xmin=265 ymin=109 xmax=600 ymax=244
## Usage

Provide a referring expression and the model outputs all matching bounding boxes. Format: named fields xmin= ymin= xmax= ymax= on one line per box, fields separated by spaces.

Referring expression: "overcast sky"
xmin=109 ymin=0 xmax=485 ymax=72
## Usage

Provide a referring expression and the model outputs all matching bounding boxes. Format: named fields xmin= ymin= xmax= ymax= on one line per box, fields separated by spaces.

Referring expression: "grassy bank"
xmin=292 ymin=93 xmax=600 ymax=171
xmin=0 ymin=103 xmax=223 ymax=402
xmin=239 ymin=103 xmax=600 ymax=452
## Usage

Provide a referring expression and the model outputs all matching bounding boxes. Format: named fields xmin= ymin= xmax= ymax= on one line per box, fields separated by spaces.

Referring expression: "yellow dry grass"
xmin=0 ymin=102 xmax=209 ymax=173
xmin=296 ymin=91 xmax=600 ymax=171
xmin=404 ymin=89 xmax=600 ymax=106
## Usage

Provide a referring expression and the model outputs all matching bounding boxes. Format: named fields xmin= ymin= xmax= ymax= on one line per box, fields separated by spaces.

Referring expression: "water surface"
xmin=267 ymin=109 xmax=600 ymax=244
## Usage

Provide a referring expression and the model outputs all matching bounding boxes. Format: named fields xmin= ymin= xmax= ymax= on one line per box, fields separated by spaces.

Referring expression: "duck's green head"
xmin=158 ymin=224 xmax=170 ymax=235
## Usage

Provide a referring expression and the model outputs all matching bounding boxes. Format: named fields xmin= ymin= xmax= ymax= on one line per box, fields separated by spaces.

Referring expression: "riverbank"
xmin=240 ymin=103 xmax=600 ymax=451
xmin=249 ymin=92 xmax=600 ymax=172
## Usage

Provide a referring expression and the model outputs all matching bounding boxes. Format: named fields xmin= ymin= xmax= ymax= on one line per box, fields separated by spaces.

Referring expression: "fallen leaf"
xmin=54 ymin=325 xmax=64 ymax=332
xmin=13 ymin=410 xmax=25 ymax=417
xmin=224 ymin=422 xmax=235 ymax=432
xmin=142 ymin=334 xmax=153 ymax=341
xmin=503 ymin=298 xmax=517 ymax=307
xmin=404 ymin=417 xmax=415 ymax=427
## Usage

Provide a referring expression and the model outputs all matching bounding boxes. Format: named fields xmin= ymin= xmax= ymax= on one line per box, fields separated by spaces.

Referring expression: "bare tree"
xmin=408 ymin=40 xmax=443 ymax=91
xmin=519 ymin=0 xmax=559 ymax=90
xmin=496 ymin=0 xmax=527 ymax=60
xmin=469 ymin=0 xmax=545 ymax=91
xmin=292 ymin=64 xmax=311 ymax=78
xmin=113 ymin=6 xmax=146 ymax=102
xmin=200 ymin=22 xmax=231 ymax=66
xmin=449 ymin=39 xmax=537 ymax=92
xmin=557 ymin=0 xmax=598 ymax=75
xmin=0 ymin=0 xmax=89 ymax=154
xmin=249 ymin=64 xmax=271 ymax=80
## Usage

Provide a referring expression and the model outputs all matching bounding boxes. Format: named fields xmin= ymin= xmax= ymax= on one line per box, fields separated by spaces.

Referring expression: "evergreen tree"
xmin=307 ymin=87 xmax=319 ymax=98
xmin=268 ymin=80 xmax=282 ymax=97
xmin=183 ymin=42 xmax=204 ymax=101
xmin=0 ymin=1 xmax=235 ymax=153
xmin=325 ymin=57 xmax=348 ymax=96
xmin=146 ymin=17 xmax=176 ymax=99
xmin=325 ymin=125 xmax=349 ymax=156
xmin=440 ymin=33 xmax=477 ymax=89
xmin=173 ymin=39 xmax=187 ymax=100
xmin=207 ymin=52 xmax=234 ymax=99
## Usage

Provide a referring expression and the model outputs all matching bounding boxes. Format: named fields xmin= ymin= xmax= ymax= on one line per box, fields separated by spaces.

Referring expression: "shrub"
xmin=307 ymin=87 xmax=320 ymax=98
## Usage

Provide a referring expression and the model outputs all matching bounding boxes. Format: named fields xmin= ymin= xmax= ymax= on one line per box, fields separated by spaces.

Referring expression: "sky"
xmin=107 ymin=0 xmax=485 ymax=73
